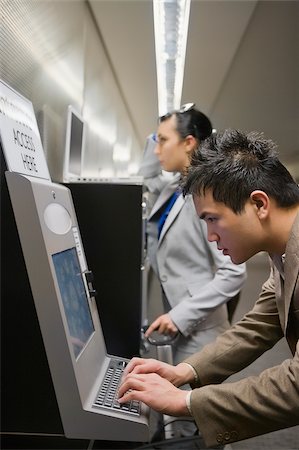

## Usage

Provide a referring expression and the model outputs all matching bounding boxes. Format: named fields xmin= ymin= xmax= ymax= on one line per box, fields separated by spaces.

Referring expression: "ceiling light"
xmin=153 ymin=0 xmax=191 ymax=116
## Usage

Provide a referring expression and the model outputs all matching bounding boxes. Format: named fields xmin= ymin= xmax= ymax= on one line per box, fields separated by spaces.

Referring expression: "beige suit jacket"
xmin=185 ymin=213 xmax=299 ymax=447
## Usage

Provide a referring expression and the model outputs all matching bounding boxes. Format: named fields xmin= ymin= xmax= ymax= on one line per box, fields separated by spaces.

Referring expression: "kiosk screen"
xmin=52 ymin=247 xmax=94 ymax=359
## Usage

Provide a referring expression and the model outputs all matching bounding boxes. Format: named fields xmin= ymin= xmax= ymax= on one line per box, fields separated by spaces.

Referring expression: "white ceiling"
xmin=89 ymin=0 xmax=299 ymax=175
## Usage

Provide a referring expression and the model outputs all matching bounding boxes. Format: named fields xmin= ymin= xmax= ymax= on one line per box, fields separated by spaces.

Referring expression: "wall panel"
xmin=0 ymin=0 xmax=141 ymax=181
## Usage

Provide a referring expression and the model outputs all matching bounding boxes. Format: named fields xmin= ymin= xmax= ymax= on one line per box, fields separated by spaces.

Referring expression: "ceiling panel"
xmin=88 ymin=0 xmax=158 ymax=145
xmin=88 ymin=0 xmax=298 ymax=176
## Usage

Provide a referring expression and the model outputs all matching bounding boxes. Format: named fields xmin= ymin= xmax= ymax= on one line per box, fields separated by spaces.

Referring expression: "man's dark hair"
xmin=182 ymin=129 xmax=299 ymax=213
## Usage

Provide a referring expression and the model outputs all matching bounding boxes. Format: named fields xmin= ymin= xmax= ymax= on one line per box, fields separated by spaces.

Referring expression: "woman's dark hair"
xmin=159 ymin=104 xmax=212 ymax=142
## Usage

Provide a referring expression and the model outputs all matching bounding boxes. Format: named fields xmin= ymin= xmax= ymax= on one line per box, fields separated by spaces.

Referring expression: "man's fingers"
xmin=118 ymin=374 xmax=147 ymax=400
xmin=123 ymin=360 xmax=157 ymax=380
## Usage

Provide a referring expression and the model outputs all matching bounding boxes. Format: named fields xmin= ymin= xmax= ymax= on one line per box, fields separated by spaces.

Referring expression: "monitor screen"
xmin=69 ymin=112 xmax=84 ymax=177
xmin=52 ymin=247 xmax=94 ymax=359
xmin=63 ymin=106 xmax=85 ymax=181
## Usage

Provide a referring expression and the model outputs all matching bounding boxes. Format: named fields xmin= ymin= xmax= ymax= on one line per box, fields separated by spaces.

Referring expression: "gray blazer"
xmin=185 ymin=213 xmax=299 ymax=447
xmin=139 ymin=139 xmax=247 ymax=338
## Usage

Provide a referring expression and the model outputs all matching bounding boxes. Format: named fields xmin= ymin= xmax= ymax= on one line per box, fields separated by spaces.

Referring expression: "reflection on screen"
xmin=52 ymin=247 xmax=94 ymax=358
xmin=69 ymin=112 xmax=83 ymax=176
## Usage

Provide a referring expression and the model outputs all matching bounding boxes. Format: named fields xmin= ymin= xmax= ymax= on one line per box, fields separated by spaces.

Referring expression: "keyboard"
xmin=93 ymin=359 xmax=141 ymax=415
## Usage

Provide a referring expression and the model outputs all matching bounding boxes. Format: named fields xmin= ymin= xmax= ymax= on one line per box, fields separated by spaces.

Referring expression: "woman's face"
xmin=155 ymin=115 xmax=194 ymax=173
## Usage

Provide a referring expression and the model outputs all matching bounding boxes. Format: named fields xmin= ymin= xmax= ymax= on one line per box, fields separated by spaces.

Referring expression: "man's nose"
xmin=208 ymin=230 xmax=218 ymax=243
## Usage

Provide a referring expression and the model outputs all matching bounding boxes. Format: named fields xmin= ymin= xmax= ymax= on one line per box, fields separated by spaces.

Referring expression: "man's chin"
xmin=230 ymin=255 xmax=246 ymax=265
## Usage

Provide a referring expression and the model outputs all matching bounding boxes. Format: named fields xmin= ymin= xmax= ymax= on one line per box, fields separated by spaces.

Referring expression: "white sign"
xmin=0 ymin=79 xmax=51 ymax=180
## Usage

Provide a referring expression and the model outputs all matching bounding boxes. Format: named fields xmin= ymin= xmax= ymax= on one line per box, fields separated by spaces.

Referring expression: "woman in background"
xmin=139 ymin=104 xmax=246 ymax=438
xmin=140 ymin=103 xmax=246 ymax=364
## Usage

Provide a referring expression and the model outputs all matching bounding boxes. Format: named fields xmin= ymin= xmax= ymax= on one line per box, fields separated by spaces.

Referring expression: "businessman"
xmin=118 ymin=129 xmax=299 ymax=447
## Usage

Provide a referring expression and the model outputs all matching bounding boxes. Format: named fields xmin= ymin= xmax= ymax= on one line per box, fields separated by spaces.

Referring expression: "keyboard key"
xmin=92 ymin=359 xmax=140 ymax=416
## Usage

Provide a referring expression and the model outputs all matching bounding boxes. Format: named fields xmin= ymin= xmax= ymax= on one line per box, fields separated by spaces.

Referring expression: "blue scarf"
xmin=157 ymin=191 xmax=180 ymax=238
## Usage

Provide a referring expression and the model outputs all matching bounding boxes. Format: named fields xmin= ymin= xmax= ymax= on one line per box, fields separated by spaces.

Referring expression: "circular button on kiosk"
xmin=44 ymin=203 xmax=72 ymax=235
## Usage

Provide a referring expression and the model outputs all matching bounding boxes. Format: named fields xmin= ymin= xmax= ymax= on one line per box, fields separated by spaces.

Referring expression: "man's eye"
xmin=206 ymin=217 xmax=216 ymax=223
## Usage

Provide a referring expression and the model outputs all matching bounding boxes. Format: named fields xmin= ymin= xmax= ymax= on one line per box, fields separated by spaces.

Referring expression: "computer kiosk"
xmin=0 ymin=80 xmax=150 ymax=443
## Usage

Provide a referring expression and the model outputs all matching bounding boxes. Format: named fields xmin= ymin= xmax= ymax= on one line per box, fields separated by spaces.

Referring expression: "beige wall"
xmin=0 ymin=0 xmax=142 ymax=182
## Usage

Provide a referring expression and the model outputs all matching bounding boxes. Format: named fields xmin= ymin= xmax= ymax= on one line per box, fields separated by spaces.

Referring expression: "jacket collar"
xmin=148 ymin=173 xmax=180 ymax=219
xmin=158 ymin=194 xmax=185 ymax=244
xmin=272 ymin=212 xmax=299 ymax=332
xmin=283 ymin=212 xmax=299 ymax=330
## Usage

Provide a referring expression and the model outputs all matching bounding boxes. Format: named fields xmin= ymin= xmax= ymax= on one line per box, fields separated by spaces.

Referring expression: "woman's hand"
xmin=145 ymin=313 xmax=178 ymax=337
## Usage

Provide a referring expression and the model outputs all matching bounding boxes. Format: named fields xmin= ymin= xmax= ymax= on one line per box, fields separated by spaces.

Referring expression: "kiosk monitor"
xmin=63 ymin=105 xmax=86 ymax=182
xmin=5 ymin=171 xmax=150 ymax=442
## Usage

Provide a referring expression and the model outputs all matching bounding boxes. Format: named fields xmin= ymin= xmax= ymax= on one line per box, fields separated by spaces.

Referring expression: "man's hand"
xmin=145 ymin=313 xmax=178 ymax=337
xmin=122 ymin=357 xmax=195 ymax=387
xmin=118 ymin=372 xmax=191 ymax=416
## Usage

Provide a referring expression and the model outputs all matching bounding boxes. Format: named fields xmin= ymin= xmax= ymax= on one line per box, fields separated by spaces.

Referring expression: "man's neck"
xmin=268 ymin=205 xmax=299 ymax=255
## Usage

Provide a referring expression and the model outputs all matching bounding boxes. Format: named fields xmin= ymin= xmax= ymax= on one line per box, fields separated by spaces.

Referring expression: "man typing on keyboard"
xmin=118 ymin=130 xmax=299 ymax=448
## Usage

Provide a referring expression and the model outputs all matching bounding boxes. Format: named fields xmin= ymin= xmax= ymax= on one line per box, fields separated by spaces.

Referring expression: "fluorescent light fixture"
xmin=153 ymin=0 xmax=191 ymax=116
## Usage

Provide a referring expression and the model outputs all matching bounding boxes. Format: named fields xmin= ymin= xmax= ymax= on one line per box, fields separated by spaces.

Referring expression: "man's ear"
xmin=250 ymin=190 xmax=270 ymax=218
